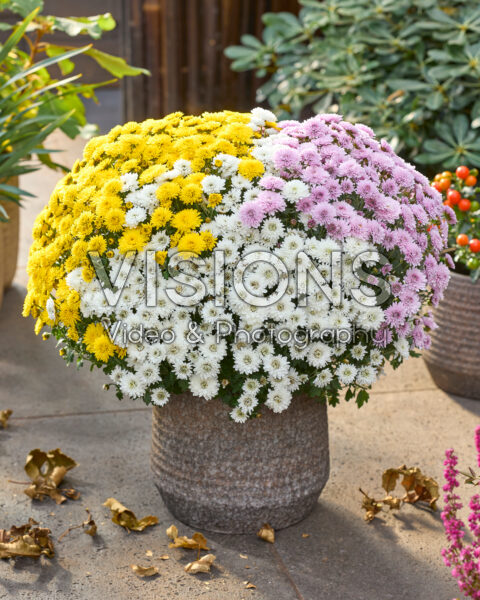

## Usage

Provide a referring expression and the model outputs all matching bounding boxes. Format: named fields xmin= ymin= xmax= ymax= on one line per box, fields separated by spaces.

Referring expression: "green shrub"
xmin=225 ymin=0 xmax=480 ymax=170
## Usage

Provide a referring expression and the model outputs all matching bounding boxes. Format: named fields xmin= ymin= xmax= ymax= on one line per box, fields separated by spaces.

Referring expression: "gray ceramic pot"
xmin=424 ymin=271 xmax=480 ymax=400
xmin=151 ymin=392 xmax=329 ymax=533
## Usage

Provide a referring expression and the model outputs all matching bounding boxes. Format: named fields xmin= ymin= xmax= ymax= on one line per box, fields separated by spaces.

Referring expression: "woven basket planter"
xmin=424 ymin=270 xmax=480 ymax=400
xmin=151 ymin=393 xmax=329 ymax=533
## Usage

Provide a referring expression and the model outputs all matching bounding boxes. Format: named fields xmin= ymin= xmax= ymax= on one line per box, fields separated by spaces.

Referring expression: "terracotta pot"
xmin=151 ymin=393 xmax=329 ymax=533
xmin=424 ymin=270 xmax=480 ymax=400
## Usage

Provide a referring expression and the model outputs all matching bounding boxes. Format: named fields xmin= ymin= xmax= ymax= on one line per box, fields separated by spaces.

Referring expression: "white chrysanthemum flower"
xmin=173 ymin=159 xmax=192 ymax=176
xmin=231 ymin=174 xmax=253 ymax=189
xmin=46 ymin=297 xmax=56 ymax=321
xmin=174 ymin=361 xmax=193 ymax=380
xmin=243 ymin=378 xmax=261 ymax=394
xmin=230 ymin=406 xmax=248 ymax=423
xmin=214 ymin=153 xmax=239 ymax=177
xmin=137 ymin=363 xmax=160 ymax=386
xmin=121 ymin=172 xmax=138 ymax=192
xmin=356 ymin=307 xmax=385 ymax=330
xmin=202 ymin=174 xmax=225 ymax=194
xmin=336 ymin=363 xmax=358 ymax=385
xmin=151 ymin=387 xmax=170 ymax=406
xmin=394 ymin=337 xmax=410 ymax=359
xmin=250 ymin=106 xmax=277 ymax=125
xmin=314 ymin=368 xmax=333 ymax=388
xmin=238 ymin=392 xmax=258 ymax=414
xmin=351 ymin=343 xmax=367 ymax=361
xmin=65 ymin=267 xmax=84 ymax=292
xmin=264 ymin=354 xmax=290 ymax=379
xmin=125 ymin=206 xmax=147 ymax=228
xmin=369 ymin=348 xmax=383 ymax=366
xmin=189 ymin=374 xmax=219 ymax=400
xmin=307 ymin=342 xmax=332 ymax=369
xmin=282 ymin=179 xmax=309 ymax=201
xmin=119 ymin=371 xmax=146 ymax=398
xmin=109 ymin=366 xmax=124 ymax=385
xmin=356 ymin=366 xmax=377 ymax=387
xmin=266 ymin=386 xmax=292 ymax=413
xmin=233 ymin=347 xmax=261 ymax=375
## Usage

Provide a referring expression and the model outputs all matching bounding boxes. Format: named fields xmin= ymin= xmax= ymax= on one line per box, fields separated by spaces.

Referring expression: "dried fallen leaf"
xmin=257 ymin=523 xmax=275 ymax=544
xmin=246 ymin=582 xmax=257 ymax=589
xmin=302 ymin=533 xmax=310 ymax=538
xmin=184 ymin=553 xmax=216 ymax=574
xmin=0 ymin=518 xmax=54 ymax=559
xmin=130 ymin=564 xmax=159 ymax=577
xmin=166 ymin=524 xmax=178 ymax=540
xmin=23 ymin=448 xmax=79 ymax=504
xmin=58 ymin=509 xmax=97 ymax=541
xmin=103 ymin=498 xmax=158 ymax=532
xmin=239 ymin=553 xmax=248 ymax=559
xmin=159 ymin=554 xmax=169 ymax=560
xmin=145 ymin=550 xmax=153 ymax=557
xmin=169 ymin=532 xmax=209 ymax=552
xmin=360 ymin=488 xmax=383 ymax=522
xmin=0 ymin=409 xmax=12 ymax=429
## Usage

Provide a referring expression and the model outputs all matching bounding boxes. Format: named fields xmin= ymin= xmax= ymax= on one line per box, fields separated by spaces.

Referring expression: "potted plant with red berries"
xmin=424 ymin=165 xmax=480 ymax=399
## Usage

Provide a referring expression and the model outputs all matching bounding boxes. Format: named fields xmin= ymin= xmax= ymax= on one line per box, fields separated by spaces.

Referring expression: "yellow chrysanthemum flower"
xmin=171 ymin=209 xmax=202 ymax=233
xmin=238 ymin=158 xmax=265 ymax=180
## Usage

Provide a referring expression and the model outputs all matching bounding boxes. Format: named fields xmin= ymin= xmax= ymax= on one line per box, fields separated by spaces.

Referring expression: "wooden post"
xmin=122 ymin=0 xmax=299 ymax=121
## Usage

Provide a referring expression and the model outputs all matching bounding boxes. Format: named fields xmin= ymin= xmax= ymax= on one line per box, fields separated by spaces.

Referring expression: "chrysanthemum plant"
xmin=24 ymin=109 xmax=453 ymax=422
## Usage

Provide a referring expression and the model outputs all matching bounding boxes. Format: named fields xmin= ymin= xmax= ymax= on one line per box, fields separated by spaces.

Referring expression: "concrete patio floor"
xmin=1 ymin=101 xmax=477 ymax=599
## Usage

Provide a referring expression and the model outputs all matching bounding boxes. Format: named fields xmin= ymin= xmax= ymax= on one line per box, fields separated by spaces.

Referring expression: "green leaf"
xmin=0 ymin=6 xmax=40 ymax=64
xmin=45 ymin=45 xmax=75 ymax=75
xmin=48 ymin=13 xmax=116 ymax=40
xmin=425 ymin=91 xmax=444 ymax=110
xmin=386 ymin=78 xmax=431 ymax=91
xmin=84 ymin=48 xmax=150 ymax=78
xmin=0 ymin=0 xmax=43 ymax=18
xmin=0 ymin=45 xmax=91 ymax=91
xmin=356 ymin=389 xmax=369 ymax=408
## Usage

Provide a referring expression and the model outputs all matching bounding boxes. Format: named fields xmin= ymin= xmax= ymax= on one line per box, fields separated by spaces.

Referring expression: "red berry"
xmin=447 ymin=189 xmax=461 ymax=204
xmin=470 ymin=239 xmax=480 ymax=253
xmin=458 ymin=198 xmax=471 ymax=211
xmin=457 ymin=233 xmax=469 ymax=246
xmin=465 ymin=175 xmax=477 ymax=187
xmin=456 ymin=165 xmax=470 ymax=179
xmin=432 ymin=182 xmax=442 ymax=192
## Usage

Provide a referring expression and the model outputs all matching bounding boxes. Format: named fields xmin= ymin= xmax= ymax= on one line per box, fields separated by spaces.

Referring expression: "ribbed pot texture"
xmin=151 ymin=393 xmax=329 ymax=533
xmin=424 ymin=271 xmax=480 ymax=400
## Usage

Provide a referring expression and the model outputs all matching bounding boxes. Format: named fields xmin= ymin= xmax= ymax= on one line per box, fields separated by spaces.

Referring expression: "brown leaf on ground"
xmin=166 ymin=524 xmax=178 ymax=540
xmin=159 ymin=554 xmax=169 ymax=560
xmin=257 ymin=523 xmax=275 ymax=544
xmin=0 ymin=518 xmax=54 ymax=559
xmin=184 ymin=553 xmax=216 ymax=574
xmin=130 ymin=564 xmax=159 ymax=577
xmin=169 ymin=532 xmax=209 ymax=552
xmin=23 ymin=448 xmax=79 ymax=504
xmin=58 ymin=509 xmax=97 ymax=541
xmin=0 ymin=410 xmax=12 ymax=429
xmin=360 ymin=489 xmax=383 ymax=522
xmin=398 ymin=466 xmax=439 ymax=510
xmin=382 ymin=495 xmax=402 ymax=510
xmin=245 ymin=581 xmax=256 ymax=588
xmin=382 ymin=468 xmax=400 ymax=494
xmin=103 ymin=498 xmax=158 ymax=532
xmin=302 ymin=533 xmax=310 ymax=538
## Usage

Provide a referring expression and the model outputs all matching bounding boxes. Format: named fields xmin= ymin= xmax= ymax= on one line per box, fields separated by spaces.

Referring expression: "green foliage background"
xmin=226 ymin=0 xmax=480 ymax=170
